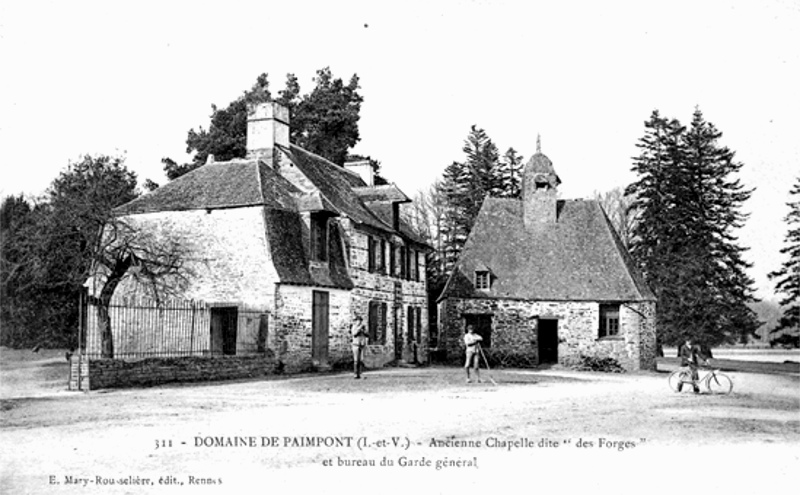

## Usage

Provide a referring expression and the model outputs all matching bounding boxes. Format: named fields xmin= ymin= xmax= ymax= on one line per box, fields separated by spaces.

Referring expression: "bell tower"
xmin=523 ymin=136 xmax=561 ymax=230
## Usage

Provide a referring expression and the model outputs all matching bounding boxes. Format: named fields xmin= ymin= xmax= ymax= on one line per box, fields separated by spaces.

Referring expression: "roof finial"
xmin=536 ymin=134 xmax=541 ymax=154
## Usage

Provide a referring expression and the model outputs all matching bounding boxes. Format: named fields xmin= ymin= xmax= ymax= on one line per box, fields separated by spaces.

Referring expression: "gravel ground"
xmin=1 ymin=349 xmax=798 ymax=495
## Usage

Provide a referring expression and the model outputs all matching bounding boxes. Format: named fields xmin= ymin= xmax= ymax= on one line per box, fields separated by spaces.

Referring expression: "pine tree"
xmin=437 ymin=160 xmax=472 ymax=273
xmin=461 ymin=126 xmax=500 ymax=222
xmin=626 ymin=109 xmax=760 ymax=347
xmin=768 ymin=176 xmax=800 ymax=347
xmin=492 ymin=148 xmax=524 ymax=198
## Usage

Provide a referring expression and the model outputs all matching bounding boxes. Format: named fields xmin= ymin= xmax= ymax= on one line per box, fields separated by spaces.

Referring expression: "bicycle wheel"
xmin=706 ymin=372 xmax=733 ymax=395
xmin=668 ymin=370 xmax=685 ymax=392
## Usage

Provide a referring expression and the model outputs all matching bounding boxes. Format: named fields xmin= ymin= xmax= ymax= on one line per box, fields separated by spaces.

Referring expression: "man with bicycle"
xmin=677 ymin=337 xmax=709 ymax=393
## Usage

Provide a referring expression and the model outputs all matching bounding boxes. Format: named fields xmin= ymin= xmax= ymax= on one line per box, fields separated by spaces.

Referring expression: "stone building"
xmin=436 ymin=141 xmax=656 ymax=371
xmin=86 ymin=102 xmax=429 ymax=372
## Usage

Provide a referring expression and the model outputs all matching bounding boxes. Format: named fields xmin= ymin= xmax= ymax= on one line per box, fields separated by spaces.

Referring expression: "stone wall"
xmin=274 ymin=285 xmax=351 ymax=373
xmin=69 ymin=355 xmax=277 ymax=391
xmin=438 ymin=297 xmax=656 ymax=371
xmin=100 ymin=207 xmax=280 ymax=308
xmin=346 ymin=224 xmax=429 ymax=365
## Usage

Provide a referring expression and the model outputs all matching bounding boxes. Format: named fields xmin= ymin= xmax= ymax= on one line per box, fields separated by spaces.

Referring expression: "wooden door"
xmin=210 ymin=307 xmax=238 ymax=356
xmin=538 ymin=319 xmax=558 ymax=364
xmin=312 ymin=291 xmax=329 ymax=364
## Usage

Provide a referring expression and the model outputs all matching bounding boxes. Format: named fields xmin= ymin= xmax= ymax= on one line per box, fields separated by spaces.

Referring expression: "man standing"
xmin=677 ymin=337 xmax=708 ymax=393
xmin=351 ymin=315 xmax=368 ymax=379
xmin=464 ymin=325 xmax=483 ymax=383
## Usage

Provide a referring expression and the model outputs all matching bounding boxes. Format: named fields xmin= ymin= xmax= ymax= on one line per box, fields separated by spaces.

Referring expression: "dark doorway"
xmin=210 ymin=307 xmax=238 ymax=356
xmin=463 ymin=314 xmax=492 ymax=347
xmin=312 ymin=291 xmax=329 ymax=365
xmin=538 ymin=319 xmax=558 ymax=364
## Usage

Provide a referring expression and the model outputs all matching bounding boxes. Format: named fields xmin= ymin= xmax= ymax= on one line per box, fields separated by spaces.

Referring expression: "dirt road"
xmin=1 ymin=351 xmax=798 ymax=495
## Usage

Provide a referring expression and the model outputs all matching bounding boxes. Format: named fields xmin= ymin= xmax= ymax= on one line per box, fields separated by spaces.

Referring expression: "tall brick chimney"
xmin=247 ymin=102 xmax=290 ymax=163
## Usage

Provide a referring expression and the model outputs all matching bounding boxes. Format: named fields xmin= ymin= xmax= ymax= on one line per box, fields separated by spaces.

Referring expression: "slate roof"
xmin=278 ymin=144 xmax=392 ymax=231
xmin=439 ymin=197 xmax=655 ymax=302
xmin=114 ymin=160 xmax=299 ymax=214
xmin=353 ymin=185 xmax=410 ymax=203
xmin=112 ymin=144 xmax=425 ymax=290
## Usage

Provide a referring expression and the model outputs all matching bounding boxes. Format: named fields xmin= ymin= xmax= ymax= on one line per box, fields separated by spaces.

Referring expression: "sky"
xmin=1 ymin=0 xmax=798 ymax=301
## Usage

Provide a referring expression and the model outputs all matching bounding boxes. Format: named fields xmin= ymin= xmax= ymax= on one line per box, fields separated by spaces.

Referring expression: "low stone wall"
xmin=69 ymin=355 xmax=277 ymax=391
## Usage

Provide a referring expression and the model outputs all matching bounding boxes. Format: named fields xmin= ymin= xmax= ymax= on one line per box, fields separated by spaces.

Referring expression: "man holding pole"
xmin=464 ymin=325 xmax=483 ymax=383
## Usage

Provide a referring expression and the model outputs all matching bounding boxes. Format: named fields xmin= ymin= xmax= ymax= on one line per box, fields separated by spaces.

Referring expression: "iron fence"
xmin=81 ymin=294 xmax=270 ymax=360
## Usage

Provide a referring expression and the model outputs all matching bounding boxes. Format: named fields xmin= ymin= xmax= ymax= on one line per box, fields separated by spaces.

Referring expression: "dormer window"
xmin=475 ymin=270 xmax=490 ymax=290
xmin=310 ymin=212 xmax=328 ymax=262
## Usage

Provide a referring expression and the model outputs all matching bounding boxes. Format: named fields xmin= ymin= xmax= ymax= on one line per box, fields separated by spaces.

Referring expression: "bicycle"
xmin=668 ymin=364 xmax=733 ymax=394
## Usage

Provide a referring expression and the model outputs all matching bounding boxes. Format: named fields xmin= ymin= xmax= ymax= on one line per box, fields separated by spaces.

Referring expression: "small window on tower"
xmin=475 ymin=270 xmax=490 ymax=290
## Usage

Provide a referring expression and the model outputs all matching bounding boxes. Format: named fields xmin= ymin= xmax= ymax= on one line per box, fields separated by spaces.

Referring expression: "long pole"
xmin=477 ymin=344 xmax=498 ymax=386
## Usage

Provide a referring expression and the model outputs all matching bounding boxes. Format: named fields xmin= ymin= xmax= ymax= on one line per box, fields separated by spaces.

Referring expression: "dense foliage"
xmin=1 ymin=156 xmax=138 ymax=348
xmin=163 ymin=68 xmax=375 ymax=181
xmin=625 ymin=109 xmax=761 ymax=347
xmin=768 ymin=176 xmax=800 ymax=347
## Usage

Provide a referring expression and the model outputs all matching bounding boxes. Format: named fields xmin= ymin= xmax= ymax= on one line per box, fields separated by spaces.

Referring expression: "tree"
xmin=768 ymin=176 xmax=800 ymax=347
xmin=164 ymin=68 xmax=364 ymax=180
xmin=291 ymin=68 xmax=363 ymax=166
xmin=47 ymin=156 xmax=189 ymax=358
xmin=0 ymin=195 xmax=39 ymax=346
xmin=625 ymin=109 xmax=761 ymax=348
xmin=1 ymin=155 xmax=191 ymax=353
xmin=492 ymin=147 xmax=524 ymax=198
xmin=88 ymin=218 xmax=191 ymax=358
xmin=594 ymin=187 xmax=637 ymax=249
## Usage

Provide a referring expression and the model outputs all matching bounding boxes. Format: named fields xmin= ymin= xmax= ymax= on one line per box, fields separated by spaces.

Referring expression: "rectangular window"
xmin=407 ymin=306 xmax=413 ymax=343
xmin=380 ymin=302 xmax=387 ymax=344
xmin=599 ymin=304 xmax=620 ymax=338
xmin=475 ymin=271 xmax=490 ymax=290
xmin=390 ymin=245 xmax=396 ymax=277
xmin=368 ymin=301 xmax=388 ymax=344
xmin=380 ymin=239 xmax=387 ymax=274
xmin=367 ymin=235 xmax=376 ymax=273
xmin=400 ymin=247 xmax=407 ymax=279
xmin=368 ymin=301 xmax=379 ymax=343
xmin=415 ymin=307 xmax=422 ymax=343
xmin=414 ymin=251 xmax=420 ymax=282
xmin=310 ymin=213 xmax=328 ymax=262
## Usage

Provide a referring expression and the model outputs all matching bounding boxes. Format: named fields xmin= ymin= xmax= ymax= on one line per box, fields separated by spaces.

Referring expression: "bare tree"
xmin=593 ymin=187 xmax=638 ymax=249
xmin=403 ymin=181 xmax=449 ymax=289
xmin=88 ymin=218 xmax=192 ymax=358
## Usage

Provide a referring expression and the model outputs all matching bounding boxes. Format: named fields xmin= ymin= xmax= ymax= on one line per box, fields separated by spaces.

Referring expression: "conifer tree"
xmin=626 ymin=109 xmax=760 ymax=347
xmin=492 ymin=148 xmax=524 ymax=198
xmin=768 ymin=176 xmax=800 ymax=347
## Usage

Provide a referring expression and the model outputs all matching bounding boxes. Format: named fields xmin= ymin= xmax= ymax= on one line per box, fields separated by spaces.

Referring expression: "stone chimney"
xmin=344 ymin=160 xmax=374 ymax=186
xmin=247 ymin=102 xmax=290 ymax=164
xmin=522 ymin=138 xmax=561 ymax=231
